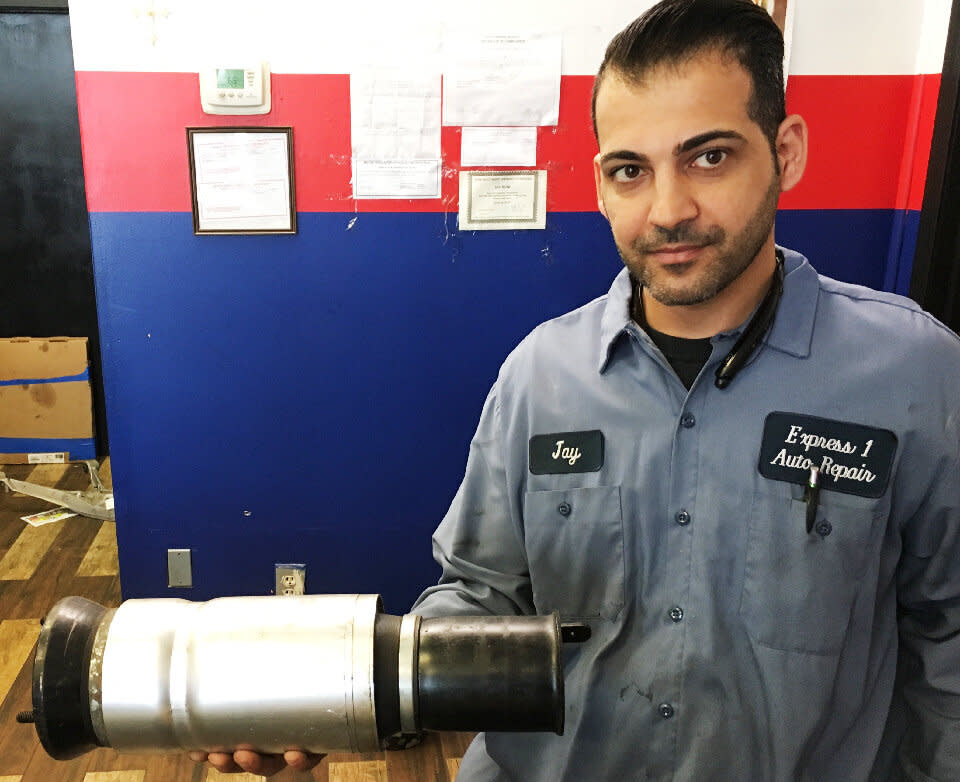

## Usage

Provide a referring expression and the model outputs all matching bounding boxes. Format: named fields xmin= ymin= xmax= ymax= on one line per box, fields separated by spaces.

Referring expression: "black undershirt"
xmin=632 ymin=285 xmax=713 ymax=389
xmin=644 ymin=324 xmax=713 ymax=389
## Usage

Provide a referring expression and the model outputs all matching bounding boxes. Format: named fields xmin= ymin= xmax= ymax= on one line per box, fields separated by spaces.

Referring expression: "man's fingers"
xmin=207 ymin=752 xmax=243 ymax=773
xmin=188 ymin=748 xmax=324 ymax=776
xmin=283 ymin=749 xmax=327 ymax=771
xmin=234 ymin=749 xmax=288 ymax=777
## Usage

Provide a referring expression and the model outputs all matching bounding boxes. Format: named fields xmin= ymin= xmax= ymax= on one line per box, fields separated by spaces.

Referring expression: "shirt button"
xmin=669 ymin=606 xmax=684 ymax=622
xmin=658 ymin=703 xmax=675 ymax=719
xmin=675 ymin=509 xmax=691 ymax=526
xmin=680 ymin=413 xmax=696 ymax=428
xmin=557 ymin=502 xmax=572 ymax=516
xmin=816 ymin=520 xmax=832 ymax=537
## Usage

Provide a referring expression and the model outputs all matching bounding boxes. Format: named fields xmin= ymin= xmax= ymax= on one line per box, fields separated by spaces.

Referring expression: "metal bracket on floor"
xmin=0 ymin=460 xmax=115 ymax=521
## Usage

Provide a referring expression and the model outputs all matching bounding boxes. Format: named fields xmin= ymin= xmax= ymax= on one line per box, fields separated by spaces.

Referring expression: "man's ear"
xmin=776 ymin=114 xmax=808 ymax=193
xmin=593 ymin=153 xmax=608 ymax=219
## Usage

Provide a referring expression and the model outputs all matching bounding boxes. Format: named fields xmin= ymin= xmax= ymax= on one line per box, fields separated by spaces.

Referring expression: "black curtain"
xmin=910 ymin=0 xmax=960 ymax=334
xmin=0 ymin=8 xmax=108 ymax=455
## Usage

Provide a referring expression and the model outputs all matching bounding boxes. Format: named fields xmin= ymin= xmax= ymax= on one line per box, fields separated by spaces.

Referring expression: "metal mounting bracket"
xmin=0 ymin=460 xmax=115 ymax=521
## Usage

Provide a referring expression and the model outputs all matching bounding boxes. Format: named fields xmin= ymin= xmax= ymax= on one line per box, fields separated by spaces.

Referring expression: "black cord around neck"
xmin=630 ymin=250 xmax=785 ymax=390
xmin=714 ymin=251 xmax=784 ymax=389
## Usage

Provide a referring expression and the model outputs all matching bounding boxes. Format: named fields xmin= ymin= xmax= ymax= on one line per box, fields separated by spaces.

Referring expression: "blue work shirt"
xmin=413 ymin=248 xmax=960 ymax=781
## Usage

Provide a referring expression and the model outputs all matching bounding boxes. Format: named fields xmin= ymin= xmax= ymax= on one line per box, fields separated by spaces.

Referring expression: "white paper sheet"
xmin=443 ymin=32 xmax=561 ymax=127
xmin=350 ymin=68 xmax=443 ymax=199
xmin=353 ymin=159 xmax=442 ymax=200
xmin=461 ymin=127 xmax=538 ymax=167
xmin=350 ymin=70 xmax=442 ymax=161
xmin=458 ymin=170 xmax=547 ymax=231
xmin=191 ymin=132 xmax=293 ymax=232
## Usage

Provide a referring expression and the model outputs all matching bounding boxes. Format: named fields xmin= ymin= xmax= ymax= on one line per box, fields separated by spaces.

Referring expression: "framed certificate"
xmin=187 ymin=127 xmax=296 ymax=235
xmin=458 ymin=170 xmax=547 ymax=231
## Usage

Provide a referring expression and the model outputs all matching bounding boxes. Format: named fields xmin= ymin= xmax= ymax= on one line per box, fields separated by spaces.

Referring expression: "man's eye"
xmin=693 ymin=149 xmax=727 ymax=169
xmin=611 ymin=164 xmax=641 ymax=183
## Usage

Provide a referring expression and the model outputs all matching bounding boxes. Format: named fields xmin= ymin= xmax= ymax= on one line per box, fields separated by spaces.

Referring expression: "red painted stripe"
xmin=76 ymin=72 xmax=938 ymax=214
xmin=780 ymin=74 xmax=937 ymax=211
xmin=76 ymin=72 xmax=352 ymax=213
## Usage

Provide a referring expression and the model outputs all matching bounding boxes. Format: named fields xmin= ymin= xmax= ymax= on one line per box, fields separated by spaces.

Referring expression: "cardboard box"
xmin=0 ymin=337 xmax=95 ymax=463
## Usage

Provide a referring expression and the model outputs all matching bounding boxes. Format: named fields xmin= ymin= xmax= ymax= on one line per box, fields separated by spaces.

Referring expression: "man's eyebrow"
xmin=599 ymin=130 xmax=747 ymax=167
xmin=674 ymin=130 xmax=746 ymax=155
xmin=599 ymin=150 xmax=648 ymax=167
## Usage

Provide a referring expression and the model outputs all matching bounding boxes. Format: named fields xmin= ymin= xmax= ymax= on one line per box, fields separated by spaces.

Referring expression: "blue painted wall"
xmin=94 ymin=209 xmax=911 ymax=612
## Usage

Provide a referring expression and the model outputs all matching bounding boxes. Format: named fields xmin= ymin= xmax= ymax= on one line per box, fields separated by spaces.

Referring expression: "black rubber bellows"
xmin=32 ymin=596 xmax=109 ymax=760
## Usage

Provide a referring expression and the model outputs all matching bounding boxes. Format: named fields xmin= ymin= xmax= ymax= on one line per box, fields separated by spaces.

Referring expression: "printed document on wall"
xmin=461 ymin=127 xmax=538 ymax=167
xmin=351 ymin=69 xmax=442 ymax=199
xmin=443 ymin=33 xmax=561 ymax=127
xmin=352 ymin=159 xmax=442 ymax=200
xmin=191 ymin=131 xmax=293 ymax=232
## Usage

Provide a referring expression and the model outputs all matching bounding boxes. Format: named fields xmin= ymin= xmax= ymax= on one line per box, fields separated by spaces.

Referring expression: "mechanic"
xmin=193 ymin=0 xmax=960 ymax=778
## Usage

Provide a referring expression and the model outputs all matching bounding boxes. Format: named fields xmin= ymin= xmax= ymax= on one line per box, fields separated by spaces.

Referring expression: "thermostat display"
xmin=216 ymin=68 xmax=245 ymax=90
xmin=200 ymin=63 xmax=271 ymax=115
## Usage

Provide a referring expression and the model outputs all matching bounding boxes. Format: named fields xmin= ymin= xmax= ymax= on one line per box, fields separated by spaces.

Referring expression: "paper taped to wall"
xmin=443 ymin=33 xmax=561 ymax=127
xmin=461 ymin=127 xmax=538 ymax=167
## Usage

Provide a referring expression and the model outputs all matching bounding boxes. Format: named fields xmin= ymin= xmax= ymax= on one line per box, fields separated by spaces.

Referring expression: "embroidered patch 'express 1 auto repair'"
xmin=758 ymin=412 xmax=897 ymax=498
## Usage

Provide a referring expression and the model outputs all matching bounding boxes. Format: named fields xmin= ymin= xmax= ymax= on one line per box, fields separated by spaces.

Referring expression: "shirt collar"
xmin=597 ymin=267 xmax=635 ymax=373
xmin=597 ymin=245 xmax=819 ymax=374
xmin=764 ymin=247 xmax=818 ymax=359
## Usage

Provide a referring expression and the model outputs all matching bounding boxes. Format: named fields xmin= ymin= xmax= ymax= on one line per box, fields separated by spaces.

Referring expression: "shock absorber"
xmin=27 ymin=594 xmax=589 ymax=760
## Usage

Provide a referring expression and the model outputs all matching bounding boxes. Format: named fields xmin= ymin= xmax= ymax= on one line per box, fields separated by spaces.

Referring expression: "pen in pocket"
xmin=804 ymin=466 xmax=820 ymax=534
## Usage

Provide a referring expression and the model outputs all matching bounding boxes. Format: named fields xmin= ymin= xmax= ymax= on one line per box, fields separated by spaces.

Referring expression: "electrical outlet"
xmin=275 ymin=563 xmax=305 ymax=596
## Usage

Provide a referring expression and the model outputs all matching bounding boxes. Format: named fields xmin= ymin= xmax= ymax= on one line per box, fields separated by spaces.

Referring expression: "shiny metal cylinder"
xmin=396 ymin=613 xmax=420 ymax=734
xmin=32 ymin=594 xmax=581 ymax=761
xmin=98 ymin=594 xmax=382 ymax=754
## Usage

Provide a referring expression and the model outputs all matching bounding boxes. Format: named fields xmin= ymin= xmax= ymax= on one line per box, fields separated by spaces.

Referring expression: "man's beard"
xmin=618 ymin=175 xmax=780 ymax=307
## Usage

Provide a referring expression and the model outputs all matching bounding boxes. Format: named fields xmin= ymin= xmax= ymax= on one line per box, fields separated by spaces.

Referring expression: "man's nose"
xmin=647 ymin=175 xmax=698 ymax=231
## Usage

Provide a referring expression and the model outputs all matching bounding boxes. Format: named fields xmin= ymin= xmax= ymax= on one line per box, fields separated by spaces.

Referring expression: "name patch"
xmin=758 ymin=412 xmax=897 ymax=498
xmin=529 ymin=430 xmax=604 ymax=475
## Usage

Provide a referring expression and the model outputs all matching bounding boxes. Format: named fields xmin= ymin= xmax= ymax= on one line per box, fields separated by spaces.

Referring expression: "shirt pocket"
xmin=523 ymin=485 xmax=624 ymax=621
xmin=739 ymin=488 xmax=884 ymax=655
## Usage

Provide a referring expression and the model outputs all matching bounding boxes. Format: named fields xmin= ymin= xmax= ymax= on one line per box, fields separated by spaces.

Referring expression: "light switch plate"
xmin=167 ymin=549 xmax=193 ymax=588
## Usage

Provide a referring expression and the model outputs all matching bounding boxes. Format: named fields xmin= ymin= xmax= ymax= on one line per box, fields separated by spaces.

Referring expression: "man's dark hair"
xmin=591 ymin=0 xmax=786 ymax=152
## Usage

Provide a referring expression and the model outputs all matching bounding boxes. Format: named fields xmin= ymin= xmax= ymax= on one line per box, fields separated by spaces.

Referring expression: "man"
xmin=196 ymin=0 xmax=960 ymax=778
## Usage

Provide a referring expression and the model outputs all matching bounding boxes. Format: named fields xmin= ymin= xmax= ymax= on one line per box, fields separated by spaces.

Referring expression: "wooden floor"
xmin=0 ymin=461 xmax=474 ymax=782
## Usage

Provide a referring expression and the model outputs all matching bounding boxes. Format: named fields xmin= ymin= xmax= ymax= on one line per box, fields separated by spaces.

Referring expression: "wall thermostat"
xmin=199 ymin=63 xmax=271 ymax=115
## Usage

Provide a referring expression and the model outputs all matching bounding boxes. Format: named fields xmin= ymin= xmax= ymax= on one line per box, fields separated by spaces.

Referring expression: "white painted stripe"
xmin=789 ymin=0 xmax=947 ymax=76
xmin=68 ymin=0 xmax=942 ymax=76
xmin=68 ymin=0 xmax=643 ymax=74
xmin=916 ymin=0 xmax=952 ymax=75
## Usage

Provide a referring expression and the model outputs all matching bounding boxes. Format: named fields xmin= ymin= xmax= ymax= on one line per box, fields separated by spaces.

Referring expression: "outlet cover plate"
xmin=275 ymin=563 xmax=306 ymax=596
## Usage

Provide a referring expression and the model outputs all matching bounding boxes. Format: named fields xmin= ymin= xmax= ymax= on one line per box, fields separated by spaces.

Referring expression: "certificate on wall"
xmin=458 ymin=170 xmax=547 ymax=231
xmin=187 ymin=127 xmax=296 ymax=234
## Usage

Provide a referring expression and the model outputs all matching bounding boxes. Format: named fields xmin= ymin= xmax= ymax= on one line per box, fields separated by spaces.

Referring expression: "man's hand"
xmin=188 ymin=749 xmax=326 ymax=777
